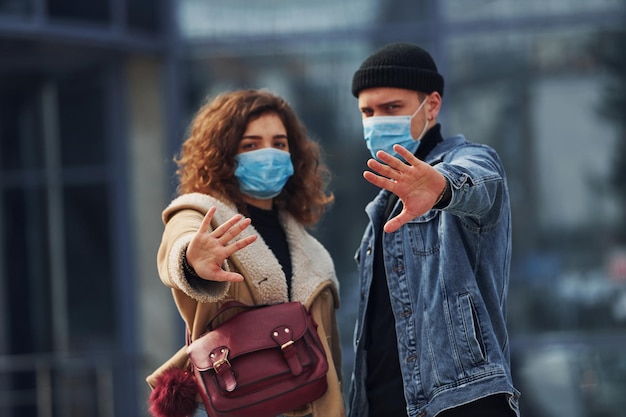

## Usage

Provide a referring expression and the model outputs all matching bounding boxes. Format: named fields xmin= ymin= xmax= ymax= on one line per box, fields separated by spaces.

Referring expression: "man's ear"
xmin=427 ymin=92 xmax=442 ymax=120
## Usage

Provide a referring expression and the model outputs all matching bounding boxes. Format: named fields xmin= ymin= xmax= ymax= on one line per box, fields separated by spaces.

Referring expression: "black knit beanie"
xmin=352 ymin=42 xmax=444 ymax=97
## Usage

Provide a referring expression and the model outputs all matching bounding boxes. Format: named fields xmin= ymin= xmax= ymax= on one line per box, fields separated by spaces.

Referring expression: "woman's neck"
xmin=242 ymin=195 xmax=273 ymax=210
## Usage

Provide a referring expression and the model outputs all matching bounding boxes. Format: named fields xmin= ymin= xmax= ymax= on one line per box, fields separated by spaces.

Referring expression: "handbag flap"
xmin=187 ymin=302 xmax=312 ymax=371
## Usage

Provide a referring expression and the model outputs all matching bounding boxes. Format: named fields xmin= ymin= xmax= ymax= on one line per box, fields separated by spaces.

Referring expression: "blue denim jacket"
xmin=348 ymin=135 xmax=521 ymax=417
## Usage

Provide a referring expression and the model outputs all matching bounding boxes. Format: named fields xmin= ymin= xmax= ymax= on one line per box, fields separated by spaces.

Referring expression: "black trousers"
xmin=437 ymin=394 xmax=515 ymax=417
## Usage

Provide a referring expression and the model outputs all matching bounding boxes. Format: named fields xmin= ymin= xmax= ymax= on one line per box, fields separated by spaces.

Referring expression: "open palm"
xmin=363 ymin=144 xmax=447 ymax=233
xmin=185 ymin=206 xmax=257 ymax=282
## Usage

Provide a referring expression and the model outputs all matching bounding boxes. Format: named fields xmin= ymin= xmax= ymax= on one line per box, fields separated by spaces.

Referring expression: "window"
xmin=0 ymin=70 xmax=118 ymax=416
xmin=0 ymin=0 xmax=31 ymax=15
xmin=47 ymin=0 xmax=110 ymax=24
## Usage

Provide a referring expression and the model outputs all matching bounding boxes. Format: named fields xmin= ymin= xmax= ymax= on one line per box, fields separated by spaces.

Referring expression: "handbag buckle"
xmin=213 ymin=357 xmax=231 ymax=370
xmin=210 ymin=346 xmax=237 ymax=391
xmin=209 ymin=346 xmax=231 ymax=371
xmin=280 ymin=340 xmax=294 ymax=350
xmin=272 ymin=326 xmax=304 ymax=376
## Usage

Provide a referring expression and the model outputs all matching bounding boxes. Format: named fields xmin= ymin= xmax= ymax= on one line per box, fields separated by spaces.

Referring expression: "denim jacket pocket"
xmin=406 ymin=210 xmax=440 ymax=256
xmin=456 ymin=293 xmax=486 ymax=365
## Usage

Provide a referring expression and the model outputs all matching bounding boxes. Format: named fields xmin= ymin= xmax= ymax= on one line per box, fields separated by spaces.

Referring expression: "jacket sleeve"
xmin=157 ymin=208 xmax=231 ymax=302
xmin=309 ymin=287 xmax=346 ymax=417
xmin=434 ymin=143 xmax=508 ymax=227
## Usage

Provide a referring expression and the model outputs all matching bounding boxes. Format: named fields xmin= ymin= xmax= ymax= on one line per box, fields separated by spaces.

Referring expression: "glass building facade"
xmin=1 ymin=0 xmax=625 ymax=416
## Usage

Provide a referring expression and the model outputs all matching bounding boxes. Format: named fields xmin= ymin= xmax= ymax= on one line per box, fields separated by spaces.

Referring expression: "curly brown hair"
xmin=175 ymin=89 xmax=334 ymax=226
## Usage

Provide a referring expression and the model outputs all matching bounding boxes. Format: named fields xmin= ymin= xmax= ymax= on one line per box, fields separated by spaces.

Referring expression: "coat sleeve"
xmin=308 ymin=287 xmax=346 ymax=417
xmin=156 ymin=208 xmax=231 ymax=302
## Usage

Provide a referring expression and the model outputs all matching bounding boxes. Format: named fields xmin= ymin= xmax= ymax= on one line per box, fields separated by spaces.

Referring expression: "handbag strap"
xmin=186 ymin=301 xmax=257 ymax=345
xmin=206 ymin=300 xmax=269 ymax=331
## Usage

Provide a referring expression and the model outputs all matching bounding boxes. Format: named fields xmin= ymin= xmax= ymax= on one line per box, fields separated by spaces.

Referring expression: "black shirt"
xmin=246 ymin=204 xmax=293 ymax=299
xmin=364 ymin=125 xmax=443 ymax=417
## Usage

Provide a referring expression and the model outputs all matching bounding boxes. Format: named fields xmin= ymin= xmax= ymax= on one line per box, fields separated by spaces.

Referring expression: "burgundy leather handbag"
xmin=187 ymin=301 xmax=329 ymax=417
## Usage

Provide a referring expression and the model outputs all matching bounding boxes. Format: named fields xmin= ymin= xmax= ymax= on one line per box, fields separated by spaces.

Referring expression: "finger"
xmin=212 ymin=270 xmax=245 ymax=283
xmin=363 ymin=170 xmax=396 ymax=192
xmin=392 ymin=144 xmax=420 ymax=166
xmin=376 ymin=147 xmax=412 ymax=172
xmin=384 ymin=205 xmax=429 ymax=233
xmin=367 ymin=158 xmax=401 ymax=180
xmin=224 ymin=234 xmax=257 ymax=255
xmin=211 ymin=213 xmax=244 ymax=238
xmin=383 ymin=214 xmax=407 ymax=233
xmin=198 ymin=206 xmax=217 ymax=233
xmin=218 ymin=218 xmax=253 ymax=245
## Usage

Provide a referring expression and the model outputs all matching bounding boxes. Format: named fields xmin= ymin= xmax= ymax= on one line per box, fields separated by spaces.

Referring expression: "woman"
xmin=146 ymin=89 xmax=345 ymax=417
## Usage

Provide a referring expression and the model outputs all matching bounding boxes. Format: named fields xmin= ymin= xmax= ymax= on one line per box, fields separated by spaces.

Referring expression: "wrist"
xmin=433 ymin=179 xmax=451 ymax=209
xmin=181 ymin=248 xmax=200 ymax=279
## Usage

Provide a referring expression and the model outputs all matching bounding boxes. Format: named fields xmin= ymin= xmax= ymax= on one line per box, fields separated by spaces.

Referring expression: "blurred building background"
xmin=1 ymin=1 xmax=625 ymax=416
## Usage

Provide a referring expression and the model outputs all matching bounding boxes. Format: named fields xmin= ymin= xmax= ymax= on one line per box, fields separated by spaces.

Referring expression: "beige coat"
xmin=147 ymin=193 xmax=345 ymax=417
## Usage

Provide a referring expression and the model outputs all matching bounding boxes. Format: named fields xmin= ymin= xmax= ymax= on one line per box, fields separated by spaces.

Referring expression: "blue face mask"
xmin=362 ymin=97 xmax=429 ymax=161
xmin=234 ymin=148 xmax=294 ymax=199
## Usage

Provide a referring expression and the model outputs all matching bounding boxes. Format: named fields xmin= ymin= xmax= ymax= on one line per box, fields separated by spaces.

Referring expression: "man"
xmin=348 ymin=42 xmax=520 ymax=417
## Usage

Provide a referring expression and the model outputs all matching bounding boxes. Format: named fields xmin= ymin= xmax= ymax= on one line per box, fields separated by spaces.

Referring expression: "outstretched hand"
xmin=185 ymin=206 xmax=258 ymax=282
xmin=364 ymin=144 xmax=447 ymax=233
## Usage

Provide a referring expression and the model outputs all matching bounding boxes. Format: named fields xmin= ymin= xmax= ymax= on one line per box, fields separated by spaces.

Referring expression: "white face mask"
xmin=362 ymin=97 xmax=429 ymax=160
